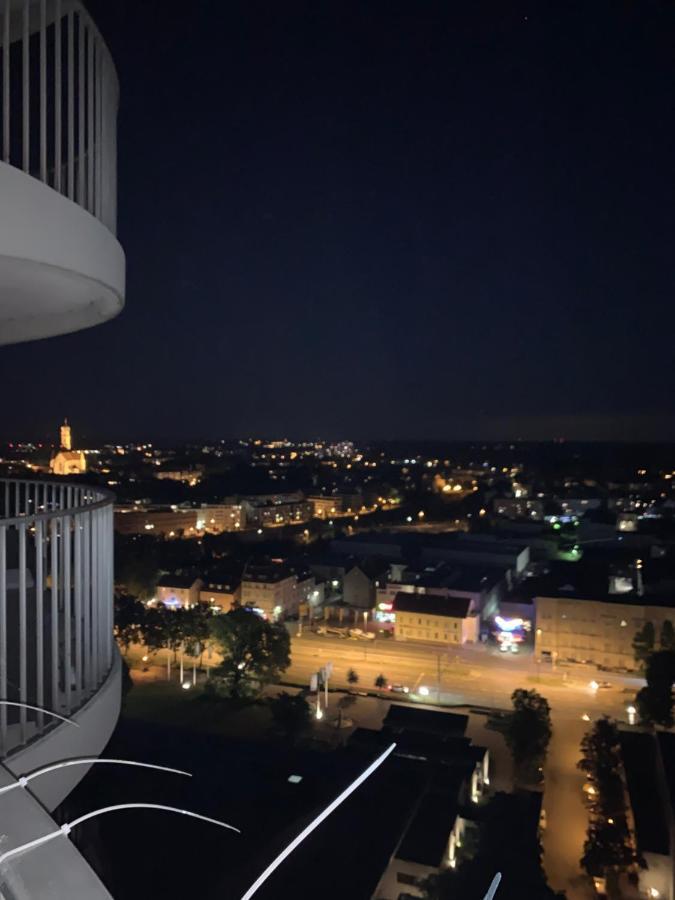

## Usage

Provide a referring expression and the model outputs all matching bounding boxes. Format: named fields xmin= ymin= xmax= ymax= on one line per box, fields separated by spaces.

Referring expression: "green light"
xmin=553 ymin=523 xmax=561 ymax=530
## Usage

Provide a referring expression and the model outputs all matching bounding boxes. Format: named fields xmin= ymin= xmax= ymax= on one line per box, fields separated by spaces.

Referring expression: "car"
xmin=596 ymin=681 xmax=613 ymax=689
xmin=539 ymin=809 xmax=547 ymax=831
xmin=388 ymin=684 xmax=410 ymax=694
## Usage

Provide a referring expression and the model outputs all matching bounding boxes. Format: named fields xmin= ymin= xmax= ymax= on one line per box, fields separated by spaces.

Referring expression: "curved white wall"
xmin=0 ymin=162 xmax=125 ymax=345
xmin=4 ymin=652 xmax=122 ymax=811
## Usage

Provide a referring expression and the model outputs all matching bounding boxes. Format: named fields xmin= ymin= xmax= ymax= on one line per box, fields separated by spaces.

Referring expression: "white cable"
xmin=484 ymin=872 xmax=502 ymax=900
xmin=0 ymin=804 xmax=240 ymax=868
xmin=0 ymin=758 xmax=192 ymax=796
xmin=240 ymin=742 xmax=396 ymax=900
xmin=0 ymin=701 xmax=78 ymax=727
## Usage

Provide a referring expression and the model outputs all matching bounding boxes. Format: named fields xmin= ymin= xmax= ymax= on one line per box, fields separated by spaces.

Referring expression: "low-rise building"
xmin=393 ymin=593 xmax=479 ymax=645
xmin=343 ymin=560 xmax=388 ymax=610
xmin=240 ymin=564 xmax=300 ymax=620
xmin=155 ymin=575 xmax=203 ymax=609
xmin=196 ymin=504 xmax=246 ymax=533
xmin=114 ymin=505 xmax=197 ymax=536
xmin=620 ymin=731 xmax=675 ymax=900
xmin=199 ymin=579 xmax=241 ymax=613
xmin=534 ymin=592 xmax=675 ymax=670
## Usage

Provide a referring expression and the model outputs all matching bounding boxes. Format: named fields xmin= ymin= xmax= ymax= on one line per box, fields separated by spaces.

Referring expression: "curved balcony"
xmin=0 ymin=478 xmax=121 ymax=811
xmin=0 ymin=0 xmax=124 ymax=345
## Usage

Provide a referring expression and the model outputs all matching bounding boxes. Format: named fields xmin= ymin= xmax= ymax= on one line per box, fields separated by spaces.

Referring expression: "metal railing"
xmin=0 ymin=478 xmax=115 ymax=757
xmin=0 ymin=0 xmax=119 ymax=233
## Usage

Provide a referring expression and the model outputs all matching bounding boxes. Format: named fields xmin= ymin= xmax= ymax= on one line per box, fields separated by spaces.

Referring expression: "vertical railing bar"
xmin=0 ymin=526 xmax=7 ymax=754
xmin=19 ymin=523 xmax=27 ymax=744
xmin=2 ymin=0 xmax=10 ymax=163
xmin=67 ymin=8 xmax=74 ymax=198
xmin=55 ymin=0 xmax=63 ymax=191
xmin=35 ymin=519 xmax=44 ymax=731
xmin=77 ymin=10 xmax=85 ymax=204
xmin=40 ymin=0 xmax=47 ymax=182
xmin=22 ymin=0 xmax=29 ymax=173
xmin=86 ymin=21 xmax=93 ymax=212
xmin=83 ymin=509 xmax=91 ymax=693
xmin=74 ymin=510 xmax=83 ymax=702
xmin=63 ymin=513 xmax=71 ymax=713
xmin=50 ymin=517 xmax=59 ymax=713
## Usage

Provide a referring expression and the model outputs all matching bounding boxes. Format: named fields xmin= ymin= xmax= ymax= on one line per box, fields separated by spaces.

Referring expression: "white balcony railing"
xmin=0 ymin=0 xmax=119 ymax=234
xmin=0 ymin=478 xmax=114 ymax=758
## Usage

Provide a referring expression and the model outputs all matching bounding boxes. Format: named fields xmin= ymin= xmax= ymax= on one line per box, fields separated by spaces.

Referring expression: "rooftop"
xmin=393 ymin=591 xmax=472 ymax=619
xmin=620 ymin=731 xmax=670 ymax=856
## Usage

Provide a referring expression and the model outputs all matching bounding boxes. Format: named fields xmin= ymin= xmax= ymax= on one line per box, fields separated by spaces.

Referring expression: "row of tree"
xmin=114 ymin=595 xmax=292 ymax=698
xmin=578 ymin=718 xmax=637 ymax=896
xmin=633 ymin=619 xmax=675 ymax=666
xmin=635 ymin=649 xmax=675 ymax=727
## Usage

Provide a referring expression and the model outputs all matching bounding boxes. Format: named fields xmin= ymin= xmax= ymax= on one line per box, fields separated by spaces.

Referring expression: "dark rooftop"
xmin=396 ymin=789 xmax=460 ymax=867
xmin=620 ymin=731 xmax=670 ymax=856
xmin=393 ymin=591 xmax=472 ymax=619
xmin=384 ymin=705 xmax=469 ymax=738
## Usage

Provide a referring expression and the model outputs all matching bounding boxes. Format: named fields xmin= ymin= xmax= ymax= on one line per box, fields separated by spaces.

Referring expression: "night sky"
xmin=2 ymin=0 xmax=674 ymax=443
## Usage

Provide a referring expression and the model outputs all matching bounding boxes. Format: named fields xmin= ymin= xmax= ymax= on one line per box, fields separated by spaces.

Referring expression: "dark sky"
xmin=3 ymin=0 xmax=675 ymax=443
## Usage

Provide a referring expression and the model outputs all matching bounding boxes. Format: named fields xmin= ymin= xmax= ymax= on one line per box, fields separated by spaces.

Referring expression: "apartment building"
xmin=393 ymin=593 xmax=479 ymax=645
xmin=240 ymin=565 xmax=300 ymax=620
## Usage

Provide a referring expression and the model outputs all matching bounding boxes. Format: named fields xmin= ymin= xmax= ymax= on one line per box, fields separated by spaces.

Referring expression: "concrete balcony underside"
xmin=0 ymin=162 xmax=124 ymax=345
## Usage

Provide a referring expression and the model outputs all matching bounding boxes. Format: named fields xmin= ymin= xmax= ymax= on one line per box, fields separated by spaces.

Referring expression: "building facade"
xmin=241 ymin=566 xmax=300 ymax=619
xmin=534 ymin=594 xmax=675 ymax=670
xmin=393 ymin=593 xmax=479 ymax=645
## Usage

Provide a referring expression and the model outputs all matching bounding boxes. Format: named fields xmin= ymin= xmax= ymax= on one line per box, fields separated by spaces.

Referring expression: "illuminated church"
xmin=50 ymin=419 xmax=87 ymax=476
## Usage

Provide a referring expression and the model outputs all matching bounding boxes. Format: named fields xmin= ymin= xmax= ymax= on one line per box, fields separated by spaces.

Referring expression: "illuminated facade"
xmin=50 ymin=419 xmax=87 ymax=475
xmin=394 ymin=593 xmax=479 ymax=645
xmin=535 ymin=594 xmax=675 ymax=670
xmin=241 ymin=566 xmax=300 ymax=620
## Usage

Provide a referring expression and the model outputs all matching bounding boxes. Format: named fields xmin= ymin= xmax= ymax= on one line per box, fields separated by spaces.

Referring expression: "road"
xmin=287 ymin=631 xmax=640 ymax=900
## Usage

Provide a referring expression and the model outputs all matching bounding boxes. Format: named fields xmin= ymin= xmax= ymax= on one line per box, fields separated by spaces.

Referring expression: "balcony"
xmin=0 ymin=0 xmax=125 ymax=345
xmin=0 ymin=478 xmax=121 ymax=811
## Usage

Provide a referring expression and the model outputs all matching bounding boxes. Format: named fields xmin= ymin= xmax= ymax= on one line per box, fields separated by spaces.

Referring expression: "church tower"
xmin=60 ymin=419 xmax=72 ymax=450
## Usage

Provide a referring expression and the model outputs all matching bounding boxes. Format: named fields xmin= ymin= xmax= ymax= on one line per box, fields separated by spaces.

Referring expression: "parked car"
xmin=388 ymin=684 xmax=410 ymax=694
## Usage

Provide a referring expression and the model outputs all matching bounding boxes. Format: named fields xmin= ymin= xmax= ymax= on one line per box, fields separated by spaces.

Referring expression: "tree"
xmin=636 ymin=650 xmax=675 ymax=727
xmin=503 ymin=689 xmax=552 ymax=786
xmin=182 ymin=604 xmax=213 ymax=664
xmin=347 ymin=668 xmax=359 ymax=688
xmin=114 ymin=534 xmax=160 ymax=600
xmin=374 ymin=673 xmax=387 ymax=690
xmin=660 ymin=619 xmax=675 ymax=652
xmin=210 ymin=607 xmax=290 ymax=699
xmin=113 ymin=594 xmax=144 ymax=655
xmin=577 ymin=718 xmax=635 ymax=890
xmin=632 ymin=621 xmax=655 ymax=668
xmin=268 ymin=691 xmax=311 ymax=744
